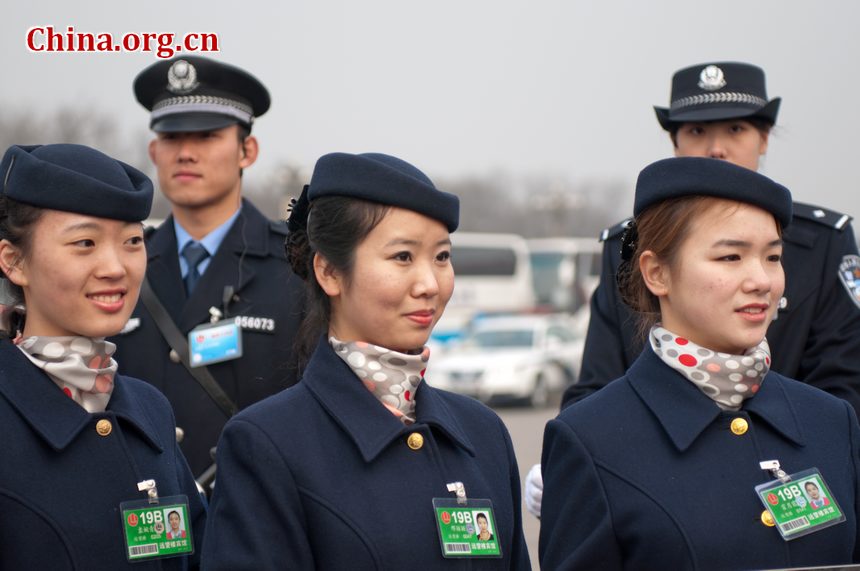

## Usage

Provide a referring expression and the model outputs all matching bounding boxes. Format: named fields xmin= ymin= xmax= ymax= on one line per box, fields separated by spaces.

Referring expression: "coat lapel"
xmin=177 ymin=201 xmax=271 ymax=332
xmin=145 ymin=217 xmax=186 ymax=318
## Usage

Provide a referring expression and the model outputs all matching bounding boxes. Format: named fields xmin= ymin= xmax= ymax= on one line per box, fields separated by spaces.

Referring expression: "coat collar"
xmin=628 ymin=348 xmax=805 ymax=452
xmin=302 ymin=339 xmax=476 ymax=463
xmin=146 ymin=199 xmax=277 ymax=331
xmin=0 ymin=341 xmax=164 ymax=452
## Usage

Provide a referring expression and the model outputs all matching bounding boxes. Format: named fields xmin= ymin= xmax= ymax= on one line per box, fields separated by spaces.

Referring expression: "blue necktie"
xmin=181 ymin=241 xmax=209 ymax=295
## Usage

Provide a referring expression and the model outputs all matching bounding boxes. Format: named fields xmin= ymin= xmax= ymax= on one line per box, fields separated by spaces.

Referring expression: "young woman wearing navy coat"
xmin=0 ymin=144 xmax=205 ymax=570
xmin=203 ymin=152 xmax=530 ymax=569
xmin=539 ymin=157 xmax=860 ymax=570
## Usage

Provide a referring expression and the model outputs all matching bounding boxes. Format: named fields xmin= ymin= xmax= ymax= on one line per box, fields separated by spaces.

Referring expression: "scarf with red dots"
xmin=16 ymin=336 xmax=117 ymax=413
xmin=649 ymin=325 xmax=770 ymax=411
xmin=330 ymin=337 xmax=428 ymax=425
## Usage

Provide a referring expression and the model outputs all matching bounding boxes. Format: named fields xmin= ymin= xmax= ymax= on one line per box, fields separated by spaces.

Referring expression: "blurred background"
xmin=5 ymin=0 xmax=859 ymax=231
xmin=6 ymin=1 xmax=859 ymax=565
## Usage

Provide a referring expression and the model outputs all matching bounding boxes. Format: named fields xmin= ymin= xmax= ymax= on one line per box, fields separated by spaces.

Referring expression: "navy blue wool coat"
xmin=541 ymin=347 xmax=860 ymax=570
xmin=112 ymin=200 xmax=306 ymax=476
xmin=0 ymin=340 xmax=206 ymax=570
xmin=203 ymin=339 xmax=530 ymax=570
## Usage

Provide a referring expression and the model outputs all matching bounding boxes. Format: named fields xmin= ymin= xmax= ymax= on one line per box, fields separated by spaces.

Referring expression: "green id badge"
xmin=432 ymin=498 xmax=502 ymax=558
xmin=755 ymin=468 xmax=845 ymax=540
xmin=120 ymin=496 xmax=194 ymax=561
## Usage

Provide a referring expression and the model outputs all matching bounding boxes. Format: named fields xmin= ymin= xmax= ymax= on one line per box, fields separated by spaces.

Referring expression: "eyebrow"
xmin=384 ymin=237 xmax=452 ymax=248
xmin=711 ymin=239 xmax=783 ymax=248
xmin=60 ymin=221 xmax=141 ymax=234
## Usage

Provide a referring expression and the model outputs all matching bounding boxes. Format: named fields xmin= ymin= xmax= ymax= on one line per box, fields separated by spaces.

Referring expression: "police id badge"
xmin=838 ymin=255 xmax=860 ymax=310
xmin=188 ymin=319 xmax=243 ymax=367
xmin=755 ymin=467 xmax=845 ymax=540
xmin=120 ymin=496 xmax=193 ymax=561
xmin=432 ymin=497 xmax=502 ymax=558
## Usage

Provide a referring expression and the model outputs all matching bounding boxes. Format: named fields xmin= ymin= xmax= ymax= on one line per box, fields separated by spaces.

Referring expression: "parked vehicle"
xmin=427 ymin=313 xmax=583 ymax=407
xmin=432 ymin=232 xmax=536 ymax=345
xmin=528 ymin=237 xmax=602 ymax=315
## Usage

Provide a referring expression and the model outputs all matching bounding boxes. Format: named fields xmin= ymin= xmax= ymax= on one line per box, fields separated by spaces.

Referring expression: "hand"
xmin=524 ymin=463 xmax=543 ymax=518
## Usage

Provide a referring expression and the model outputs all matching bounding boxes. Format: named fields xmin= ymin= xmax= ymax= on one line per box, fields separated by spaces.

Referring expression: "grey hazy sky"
xmin=5 ymin=0 xmax=860 ymax=225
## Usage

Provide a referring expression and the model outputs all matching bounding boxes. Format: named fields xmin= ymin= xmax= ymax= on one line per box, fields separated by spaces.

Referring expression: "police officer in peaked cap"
xmin=566 ymin=61 xmax=860 ymax=410
xmin=521 ymin=61 xmax=860 ymax=519
xmin=111 ymin=55 xmax=305 ymax=483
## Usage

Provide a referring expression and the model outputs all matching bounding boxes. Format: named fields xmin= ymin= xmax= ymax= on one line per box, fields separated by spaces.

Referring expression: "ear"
xmin=239 ymin=135 xmax=259 ymax=169
xmin=0 ymin=239 xmax=27 ymax=287
xmin=639 ymin=250 xmax=669 ymax=297
xmin=313 ymin=253 xmax=342 ymax=297
xmin=758 ymin=130 xmax=769 ymax=156
xmin=148 ymin=139 xmax=158 ymax=165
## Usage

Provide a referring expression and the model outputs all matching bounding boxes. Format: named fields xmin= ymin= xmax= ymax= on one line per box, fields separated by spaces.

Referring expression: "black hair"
xmin=0 ymin=195 xmax=43 ymax=337
xmin=0 ymin=195 xmax=44 ymax=291
xmin=285 ymin=196 xmax=390 ymax=368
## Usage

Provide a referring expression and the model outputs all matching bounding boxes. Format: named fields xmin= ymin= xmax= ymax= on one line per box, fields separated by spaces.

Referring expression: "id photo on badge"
xmin=473 ymin=511 xmax=494 ymax=541
xmin=804 ymin=480 xmax=831 ymax=510
xmin=165 ymin=508 xmax=187 ymax=539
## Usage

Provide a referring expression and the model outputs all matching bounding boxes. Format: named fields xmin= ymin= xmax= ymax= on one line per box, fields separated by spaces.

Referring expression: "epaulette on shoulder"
xmin=269 ymin=219 xmax=289 ymax=236
xmin=599 ymin=217 xmax=633 ymax=242
xmin=792 ymin=202 xmax=853 ymax=231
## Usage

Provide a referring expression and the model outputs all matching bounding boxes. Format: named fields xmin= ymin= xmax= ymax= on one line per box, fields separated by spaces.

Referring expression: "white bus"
xmin=527 ymin=237 xmax=602 ymax=314
xmin=432 ymin=232 xmax=535 ymax=345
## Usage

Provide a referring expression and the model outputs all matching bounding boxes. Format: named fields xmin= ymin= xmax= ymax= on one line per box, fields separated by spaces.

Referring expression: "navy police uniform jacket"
xmin=541 ymin=347 xmax=860 ymax=570
xmin=112 ymin=200 xmax=305 ymax=476
xmin=202 ymin=339 xmax=531 ymax=570
xmin=564 ymin=203 xmax=860 ymax=413
xmin=0 ymin=340 xmax=206 ymax=570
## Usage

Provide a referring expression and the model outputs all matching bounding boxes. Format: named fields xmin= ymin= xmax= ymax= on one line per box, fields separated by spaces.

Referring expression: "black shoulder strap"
xmin=139 ymin=277 xmax=238 ymax=418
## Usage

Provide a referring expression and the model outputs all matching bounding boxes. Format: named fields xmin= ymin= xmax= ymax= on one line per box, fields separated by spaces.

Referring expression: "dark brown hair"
xmin=285 ymin=196 xmax=390 ymax=367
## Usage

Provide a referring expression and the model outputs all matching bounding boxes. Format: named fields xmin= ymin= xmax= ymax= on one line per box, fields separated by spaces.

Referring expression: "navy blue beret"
xmin=634 ymin=157 xmax=792 ymax=228
xmin=654 ymin=62 xmax=781 ymax=131
xmin=1 ymin=144 xmax=153 ymax=221
xmin=134 ymin=55 xmax=270 ymax=133
xmin=307 ymin=153 xmax=459 ymax=232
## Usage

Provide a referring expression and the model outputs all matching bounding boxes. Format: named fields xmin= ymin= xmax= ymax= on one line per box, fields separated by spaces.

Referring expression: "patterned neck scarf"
xmin=649 ymin=325 xmax=770 ymax=411
xmin=330 ymin=337 xmax=428 ymax=425
xmin=17 ymin=336 xmax=118 ymax=413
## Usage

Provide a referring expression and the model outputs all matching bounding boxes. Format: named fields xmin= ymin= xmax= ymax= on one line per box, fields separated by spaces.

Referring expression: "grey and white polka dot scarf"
xmin=649 ymin=325 xmax=770 ymax=411
xmin=17 ymin=336 xmax=118 ymax=413
xmin=330 ymin=337 xmax=428 ymax=425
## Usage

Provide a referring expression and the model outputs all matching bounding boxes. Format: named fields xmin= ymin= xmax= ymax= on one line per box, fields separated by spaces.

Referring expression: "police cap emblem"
xmin=838 ymin=255 xmax=860 ymax=309
xmin=698 ymin=65 xmax=726 ymax=91
xmin=167 ymin=59 xmax=199 ymax=94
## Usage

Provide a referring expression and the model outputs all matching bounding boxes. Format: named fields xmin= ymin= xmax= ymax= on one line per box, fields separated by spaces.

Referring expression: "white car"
xmin=427 ymin=314 xmax=583 ymax=407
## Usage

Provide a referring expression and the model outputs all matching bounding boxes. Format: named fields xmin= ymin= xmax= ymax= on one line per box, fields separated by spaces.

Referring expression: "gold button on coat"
xmin=730 ymin=418 xmax=749 ymax=435
xmin=96 ymin=419 xmax=113 ymax=437
xmin=407 ymin=432 xmax=424 ymax=450
xmin=760 ymin=510 xmax=775 ymax=527
xmin=175 ymin=426 xmax=185 ymax=443
xmin=169 ymin=349 xmax=181 ymax=363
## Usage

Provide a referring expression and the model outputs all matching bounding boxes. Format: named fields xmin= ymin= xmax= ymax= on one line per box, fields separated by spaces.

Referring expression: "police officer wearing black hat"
xmin=0 ymin=144 xmax=205 ymax=569
xmin=564 ymin=61 xmax=860 ymax=411
xmin=111 ymin=56 xmax=305 ymax=481
xmin=524 ymin=61 xmax=860 ymax=519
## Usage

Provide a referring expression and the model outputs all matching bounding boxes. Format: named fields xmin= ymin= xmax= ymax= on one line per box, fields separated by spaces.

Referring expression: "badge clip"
xmin=447 ymin=481 xmax=467 ymax=505
xmin=137 ymin=479 xmax=159 ymax=504
xmin=760 ymin=460 xmax=789 ymax=483
xmin=208 ymin=306 xmax=223 ymax=324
